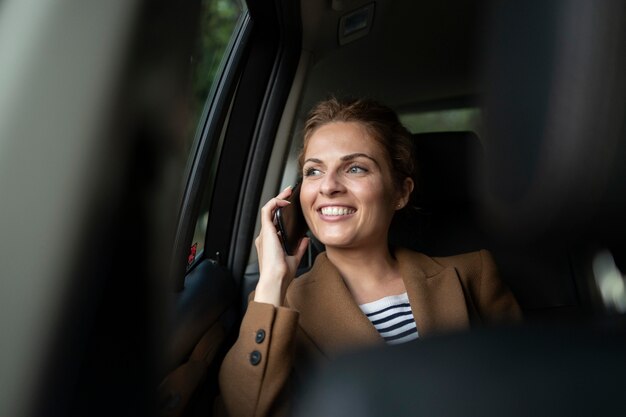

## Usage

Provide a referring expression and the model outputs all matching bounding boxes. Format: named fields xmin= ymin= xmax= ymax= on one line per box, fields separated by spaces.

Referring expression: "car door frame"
xmin=162 ymin=0 xmax=303 ymax=415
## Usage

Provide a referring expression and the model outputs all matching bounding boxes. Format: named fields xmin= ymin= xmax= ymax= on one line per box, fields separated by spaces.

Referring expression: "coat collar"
xmin=286 ymin=248 xmax=470 ymax=358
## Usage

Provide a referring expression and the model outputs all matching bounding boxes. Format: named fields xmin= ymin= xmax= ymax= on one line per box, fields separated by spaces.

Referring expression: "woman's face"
xmin=300 ymin=121 xmax=406 ymax=250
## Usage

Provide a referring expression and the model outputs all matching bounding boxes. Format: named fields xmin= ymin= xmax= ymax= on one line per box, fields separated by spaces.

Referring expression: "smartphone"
xmin=273 ymin=182 xmax=308 ymax=255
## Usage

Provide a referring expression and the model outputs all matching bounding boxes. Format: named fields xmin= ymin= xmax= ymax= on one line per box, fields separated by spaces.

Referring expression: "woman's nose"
xmin=319 ymin=171 xmax=345 ymax=196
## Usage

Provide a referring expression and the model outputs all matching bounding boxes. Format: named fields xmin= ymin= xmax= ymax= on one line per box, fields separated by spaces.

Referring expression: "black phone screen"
xmin=273 ymin=182 xmax=308 ymax=255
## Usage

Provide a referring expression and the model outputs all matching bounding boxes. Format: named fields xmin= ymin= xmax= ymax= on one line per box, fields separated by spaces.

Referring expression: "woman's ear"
xmin=395 ymin=177 xmax=414 ymax=210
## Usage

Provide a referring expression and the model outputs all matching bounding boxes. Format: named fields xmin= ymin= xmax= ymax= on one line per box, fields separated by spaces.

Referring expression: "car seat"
xmin=389 ymin=131 xmax=582 ymax=322
xmin=389 ymin=131 xmax=486 ymax=256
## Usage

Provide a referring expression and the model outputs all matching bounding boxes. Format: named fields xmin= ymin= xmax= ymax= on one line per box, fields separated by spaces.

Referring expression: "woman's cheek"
xmin=299 ymin=185 xmax=315 ymax=219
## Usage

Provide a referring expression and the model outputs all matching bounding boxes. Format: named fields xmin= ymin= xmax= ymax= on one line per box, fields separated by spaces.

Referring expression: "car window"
xmin=185 ymin=0 xmax=246 ymax=267
xmin=399 ymin=107 xmax=483 ymax=137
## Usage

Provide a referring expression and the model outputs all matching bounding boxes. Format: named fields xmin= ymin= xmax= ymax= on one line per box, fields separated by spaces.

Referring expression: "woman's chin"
xmin=316 ymin=231 xmax=389 ymax=252
xmin=316 ymin=234 xmax=354 ymax=249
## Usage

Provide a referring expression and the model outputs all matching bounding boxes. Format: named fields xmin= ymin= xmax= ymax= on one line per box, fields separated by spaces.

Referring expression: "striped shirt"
xmin=358 ymin=292 xmax=419 ymax=345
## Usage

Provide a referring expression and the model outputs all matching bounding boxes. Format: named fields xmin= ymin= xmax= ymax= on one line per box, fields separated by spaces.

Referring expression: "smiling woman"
xmin=300 ymin=122 xmax=404 ymax=254
xmin=217 ymin=98 xmax=522 ymax=417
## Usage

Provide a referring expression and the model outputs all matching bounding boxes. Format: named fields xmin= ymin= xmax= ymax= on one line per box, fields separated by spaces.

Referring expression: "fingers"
xmin=260 ymin=197 xmax=290 ymax=221
xmin=276 ymin=185 xmax=293 ymax=200
xmin=256 ymin=186 xmax=295 ymax=267
xmin=256 ymin=184 xmax=298 ymax=257
xmin=259 ymin=186 xmax=294 ymax=229
xmin=262 ymin=186 xmax=293 ymax=212
xmin=296 ymin=236 xmax=311 ymax=263
xmin=292 ymin=237 xmax=310 ymax=265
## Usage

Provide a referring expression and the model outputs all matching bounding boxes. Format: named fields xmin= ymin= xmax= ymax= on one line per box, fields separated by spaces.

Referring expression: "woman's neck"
xmin=325 ymin=244 xmax=406 ymax=304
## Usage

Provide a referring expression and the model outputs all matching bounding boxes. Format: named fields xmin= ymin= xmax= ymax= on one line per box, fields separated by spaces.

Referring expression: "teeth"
xmin=320 ymin=206 xmax=355 ymax=216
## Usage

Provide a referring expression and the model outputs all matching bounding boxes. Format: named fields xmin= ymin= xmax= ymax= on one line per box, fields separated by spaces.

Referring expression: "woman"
xmin=218 ymin=98 xmax=522 ymax=417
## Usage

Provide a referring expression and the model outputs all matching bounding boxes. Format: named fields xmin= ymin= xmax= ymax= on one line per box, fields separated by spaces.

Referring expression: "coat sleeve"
xmin=472 ymin=249 xmax=523 ymax=323
xmin=218 ymin=300 xmax=299 ymax=417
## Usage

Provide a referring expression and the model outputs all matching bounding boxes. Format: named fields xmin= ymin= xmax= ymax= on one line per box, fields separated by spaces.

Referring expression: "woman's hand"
xmin=254 ymin=186 xmax=310 ymax=307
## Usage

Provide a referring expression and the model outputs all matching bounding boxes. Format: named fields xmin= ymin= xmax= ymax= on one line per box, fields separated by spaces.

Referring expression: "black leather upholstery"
xmin=389 ymin=131 xmax=487 ymax=256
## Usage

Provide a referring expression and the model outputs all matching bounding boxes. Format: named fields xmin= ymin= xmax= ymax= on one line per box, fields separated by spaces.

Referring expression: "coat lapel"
xmin=395 ymin=248 xmax=470 ymax=336
xmin=286 ymin=249 xmax=471 ymax=357
xmin=287 ymin=253 xmax=384 ymax=358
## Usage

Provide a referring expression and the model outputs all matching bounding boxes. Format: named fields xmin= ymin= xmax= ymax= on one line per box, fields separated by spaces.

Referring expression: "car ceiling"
xmin=299 ymin=0 xmax=486 ymax=113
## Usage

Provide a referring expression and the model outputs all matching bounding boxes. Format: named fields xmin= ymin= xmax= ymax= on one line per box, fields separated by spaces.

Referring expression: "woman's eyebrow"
xmin=303 ymin=153 xmax=380 ymax=167
xmin=341 ymin=153 xmax=380 ymax=167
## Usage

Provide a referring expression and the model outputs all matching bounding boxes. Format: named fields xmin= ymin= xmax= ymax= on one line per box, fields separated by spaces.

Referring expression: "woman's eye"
xmin=348 ymin=165 xmax=367 ymax=174
xmin=304 ymin=167 xmax=321 ymax=177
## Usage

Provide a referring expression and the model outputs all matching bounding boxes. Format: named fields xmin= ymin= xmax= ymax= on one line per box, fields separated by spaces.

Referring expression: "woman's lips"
xmin=318 ymin=206 xmax=356 ymax=216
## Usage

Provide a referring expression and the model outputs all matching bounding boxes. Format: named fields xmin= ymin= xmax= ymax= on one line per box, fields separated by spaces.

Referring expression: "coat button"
xmin=255 ymin=329 xmax=266 ymax=344
xmin=249 ymin=350 xmax=262 ymax=366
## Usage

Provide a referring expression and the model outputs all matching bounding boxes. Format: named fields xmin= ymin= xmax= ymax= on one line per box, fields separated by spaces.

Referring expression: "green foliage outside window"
xmin=185 ymin=0 xmax=245 ymax=153
xmin=191 ymin=0 xmax=244 ymax=107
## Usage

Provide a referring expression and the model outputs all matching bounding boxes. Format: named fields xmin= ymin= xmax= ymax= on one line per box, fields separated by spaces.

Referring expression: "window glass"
xmin=186 ymin=0 xmax=246 ymax=267
xmin=184 ymin=0 xmax=246 ymax=155
xmin=398 ymin=107 xmax=483 ymax=138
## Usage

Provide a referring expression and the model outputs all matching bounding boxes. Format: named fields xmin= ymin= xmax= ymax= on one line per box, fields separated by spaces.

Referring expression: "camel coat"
xmin=218 ymin=248 xmax=522 ymax=417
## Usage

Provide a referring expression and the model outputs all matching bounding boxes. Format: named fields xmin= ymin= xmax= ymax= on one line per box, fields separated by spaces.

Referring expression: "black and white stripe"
xmin=359 ymin=292 xmax=418 ymax=345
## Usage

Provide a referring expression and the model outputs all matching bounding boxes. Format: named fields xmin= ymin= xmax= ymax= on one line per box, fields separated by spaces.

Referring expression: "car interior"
xmin=1 ymin=0 xmax=624 ymax=416
xmin=166 ymin=0 xmax=626 ymax=415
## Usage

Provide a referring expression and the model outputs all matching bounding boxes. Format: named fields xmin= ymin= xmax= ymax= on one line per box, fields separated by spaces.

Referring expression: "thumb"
xmin=292 ymin=237 xmax=310 ymax=266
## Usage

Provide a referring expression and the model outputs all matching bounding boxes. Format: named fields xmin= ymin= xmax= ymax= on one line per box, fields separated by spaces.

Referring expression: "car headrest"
xmin=412 ymin=131 xmax=483 ymax=209
xmin=388 ymin=131 xmax=486 ymax=255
